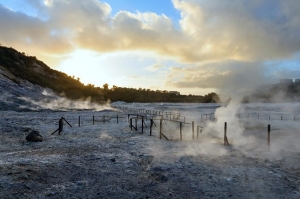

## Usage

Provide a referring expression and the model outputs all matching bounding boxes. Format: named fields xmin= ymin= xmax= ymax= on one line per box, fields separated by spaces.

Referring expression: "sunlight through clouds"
xmin=0 ymin=0 xmax=300 ymax=94
xmin=56 ymin=49 xmax=172 ymax=91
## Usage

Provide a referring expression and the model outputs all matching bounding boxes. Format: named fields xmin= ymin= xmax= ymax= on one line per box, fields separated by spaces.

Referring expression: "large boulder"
xmin=26 ymin=130 xmax=43 ymax=142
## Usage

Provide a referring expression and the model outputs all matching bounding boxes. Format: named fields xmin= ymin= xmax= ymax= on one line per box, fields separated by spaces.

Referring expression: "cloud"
xmin=2 ymin=0 xmax=300 ymax=63
xmin=1 ymin=0 xmax=300 ymax=95
xmin=174 ymin=0 xmax=300 ymax=61
xmin=1 ymin=0 xmax=299 ymax=64
xmin=146 ymin=64 xmax=163 ymax=72
xmin=273 ymin=69 xmax=300 ymax=79
xmin=0 ymin=4 xmax=73 ymax=53
xmin=165 ymin=61 xmax=267 ymax=94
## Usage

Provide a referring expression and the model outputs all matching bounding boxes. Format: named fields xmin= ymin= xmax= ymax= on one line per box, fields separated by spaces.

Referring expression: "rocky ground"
xmin=0 ymin=110 xmax=300 ymax=199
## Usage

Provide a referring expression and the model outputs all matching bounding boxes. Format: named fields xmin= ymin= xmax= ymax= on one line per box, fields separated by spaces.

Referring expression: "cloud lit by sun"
xmin=0 ymin=0 xmax=300 ymax=95
xmin=43 ymin=0 xmax=52 ymax=7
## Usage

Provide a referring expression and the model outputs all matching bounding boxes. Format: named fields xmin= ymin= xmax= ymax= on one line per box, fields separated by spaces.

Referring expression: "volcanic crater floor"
xmin=0 ymin=111 xmax=300 ymax=199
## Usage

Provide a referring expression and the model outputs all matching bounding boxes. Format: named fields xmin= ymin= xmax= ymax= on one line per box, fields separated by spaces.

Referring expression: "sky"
xmin=0 ymin=0 xmax=300 ymax=96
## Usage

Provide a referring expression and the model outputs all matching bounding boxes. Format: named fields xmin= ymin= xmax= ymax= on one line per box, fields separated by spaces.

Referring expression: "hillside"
xmin=0 ymin=46 xmax=220 ymax=107
xmin=0 ymin=46 xmax=104 ymax=102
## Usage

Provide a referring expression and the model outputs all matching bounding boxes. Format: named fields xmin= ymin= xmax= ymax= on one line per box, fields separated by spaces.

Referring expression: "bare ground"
xmin=0 ymin=111 xmax=300 ymax=199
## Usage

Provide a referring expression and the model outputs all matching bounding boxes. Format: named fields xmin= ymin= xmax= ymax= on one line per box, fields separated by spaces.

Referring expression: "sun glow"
xmin=57 ymin=50 xmax=122 ymax=87
xmin=56 ymin=49 xmax=168 ymax=89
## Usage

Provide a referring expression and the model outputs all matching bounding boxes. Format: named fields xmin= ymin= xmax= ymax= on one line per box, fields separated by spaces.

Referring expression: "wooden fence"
xmin=47 ymin=106 xmax=294 ymax=149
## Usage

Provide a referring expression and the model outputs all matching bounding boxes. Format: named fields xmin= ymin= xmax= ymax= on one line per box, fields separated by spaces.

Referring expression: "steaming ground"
xmin=0 ymin=103 xmax=300 ymax=198
xmin=0 ymin=68 xmax=113 ymax=112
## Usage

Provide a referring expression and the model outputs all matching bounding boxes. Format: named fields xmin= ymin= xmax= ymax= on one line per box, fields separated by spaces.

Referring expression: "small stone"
xmin=46 ymin=191 xmax=57 ymax=196
xmin=20 ymin=174 xmax=29 ymax=180
xmin=128 ymin=141 xmax=135 ymax=145
xmin=75 ymin=181 xmax=87 ymax=186
xmin=26 ymin=130 xmax=43 ymax=142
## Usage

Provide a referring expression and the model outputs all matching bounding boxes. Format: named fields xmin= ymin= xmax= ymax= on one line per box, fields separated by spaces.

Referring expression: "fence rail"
xmin=16 ymin=106 xmax=297 ymax=149
xmin=236 ymin=112 xmax=299 ymax=121
xmin=114 ymin=107 xmax=298 ymax=147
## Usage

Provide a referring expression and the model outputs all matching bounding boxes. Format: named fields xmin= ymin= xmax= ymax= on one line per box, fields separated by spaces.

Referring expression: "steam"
xmin=206 ymin=99 xmax=258 ymax=148
xmin=146 ymin=64 xmax=299 ymax=159
xmin=19 ymin=89 xmax=115 ymax=111
xmin=197 ymin=97 xmax=300 ymax=161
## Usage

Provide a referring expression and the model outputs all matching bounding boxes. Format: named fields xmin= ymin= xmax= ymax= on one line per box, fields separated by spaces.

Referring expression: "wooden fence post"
xmin=224 ymin=122 xmax=226 ymax=145
xmin=160 ymin=119 xmax=162 ymax=139
xmin=135 ymin=118 xmax=138 ymax=131
xmin=142 ymin=117 xmax=144 ymax=133
xmin=192 ymin=121 xmax=194 ymax=140
xmin=268 ymin=124 xmax=270 ymax=147
xmin=52 ymin=117 xmax=72 ymax=135
xmin=180 ymin=122 xmax=182 ymax=141
xmin=59 ymin=117 xmax=63 ymax=135
xmin=150 ymin=119 xmax=153 ymax=136
xmin=224 ymin=122 xmax=229 ymax=145
xmin=197 ymin=126 xmax=202 ymax=139
xmin=130 ymin=118 xmax=132 ymax=130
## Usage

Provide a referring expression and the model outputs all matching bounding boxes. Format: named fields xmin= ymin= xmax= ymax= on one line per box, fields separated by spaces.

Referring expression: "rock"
xmin=26 ymin=130 xmax=43 ymax=142
xmin=128 ymin=141 xmax=135 ymax=145
xmin=75 ymin=180 xmax=88 ymax=186
xmin=45 ymin=191 xmax=58 ymax=196
xmin=150 ymin=172 xmax=168 ymax=182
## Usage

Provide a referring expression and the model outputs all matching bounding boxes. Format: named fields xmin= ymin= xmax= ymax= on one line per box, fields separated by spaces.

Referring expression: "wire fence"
xmin=113 ymin=106 xmax=299 ymax=148
xmin=237 ymin=113 xmax=299 ymax=121
xmin=3 ymin=105 xmax=297 ymax=148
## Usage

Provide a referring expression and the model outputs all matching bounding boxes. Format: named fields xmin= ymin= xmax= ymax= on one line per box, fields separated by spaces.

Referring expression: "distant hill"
xmin=0 ymin=45 xmax=220 ymax=106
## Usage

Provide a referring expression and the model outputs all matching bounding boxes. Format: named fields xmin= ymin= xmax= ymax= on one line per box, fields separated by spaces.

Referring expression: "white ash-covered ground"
xmin=0 ymin=103 xmax=300 ymax=199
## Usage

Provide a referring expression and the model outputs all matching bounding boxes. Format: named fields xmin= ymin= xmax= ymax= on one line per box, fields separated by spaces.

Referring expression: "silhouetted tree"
xmin=103 ymin=83 xmax=109 ymax=91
